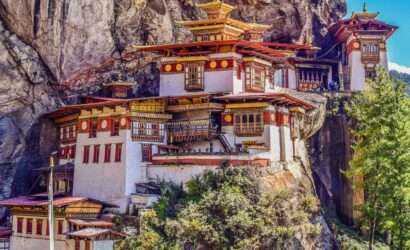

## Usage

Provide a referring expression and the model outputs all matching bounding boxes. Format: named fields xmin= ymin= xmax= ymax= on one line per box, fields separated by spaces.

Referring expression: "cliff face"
xmin=0 ymin=0 xmax=347 ymax=224
xmin=0 ymin=0 xmax=346 ymax=81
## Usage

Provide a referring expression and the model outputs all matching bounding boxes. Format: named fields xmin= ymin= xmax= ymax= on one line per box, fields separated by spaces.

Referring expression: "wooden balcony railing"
xmin=131 ymin=134 xmax=165 ymax=143
xmin=234 ymin=123 xmax=264 ymax=137
xmin=167 ymin=120 xmax=217 ymax=143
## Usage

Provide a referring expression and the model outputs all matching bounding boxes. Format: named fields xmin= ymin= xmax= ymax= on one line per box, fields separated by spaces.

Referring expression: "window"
xmin=57 ymin=220 xmax=63 ymax=235
xmin=131 ymin=121 xmax=165 ymax=142
xmin=93 ymin=145 xmax=100 ymax=163
xmin=104 ymin=144 xmax=111 ymax=163
xmin=85 ymin=240 xmax=91 ymax=250
xmin=46 ymin=221 xmax=49 ymax=235
xmin=273 ymin=68 xmax=284 ymax=88
xmin=83 ymin=146 xmax=90 ymax=164
xmin=111 ymin=119 xmax=120 ymax=136
xmin=245 ymin=64 xmax=265 ymax=92
xmin=361 ymin=41 xmax=379 ymax=62
xmin=68 ymin=126 xmax=74 ymax=139
xmin=365 ymin=68 xmax=376 ymax=80
xmin=75 ymin=240 xmax=80 ymax=250
xmin=115 ymin=144 xmax=122 ymax=162
xmin=70 ymin=145 xmax=76 ymax=159
xmin=89 ymin=120 xmax=97 ymax=138
xmin=36 ymin=219 xmax=43 ymax=235
xmin=17 ymin=218 xmax=23 ymax=233
xmin=234 ymin=113 xmax=263 ymax=136
xmin=141 ymin=144 xmax=153 ymax=162
xmin=184 ymin=63 xmax=204 ymax=91
xmin=26 ymin=218 xmax=33 ymax=234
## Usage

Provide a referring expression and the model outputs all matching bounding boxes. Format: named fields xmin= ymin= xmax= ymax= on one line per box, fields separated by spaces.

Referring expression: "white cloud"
xmin=389 ymin=62 xmax=410 ymax=74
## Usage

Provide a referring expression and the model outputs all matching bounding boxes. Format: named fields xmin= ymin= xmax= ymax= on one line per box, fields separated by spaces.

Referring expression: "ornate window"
xmin=361 ymin=41 xmax=379 ymax=63
xmin=184 ymin=63 xmax=204 ymax=91
xmin=245 ymin=64 xmax=266 ymax=92
xmin=131 ymin=121 xmax=165 ymax=142
xmin=234 ymin=112 xmax=264 ymax=137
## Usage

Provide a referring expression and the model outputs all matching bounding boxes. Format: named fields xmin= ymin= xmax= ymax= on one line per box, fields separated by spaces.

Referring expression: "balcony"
xmin=167 ymin=120 xmax=217 ymax=143
xmin=234 ymin=123 xmax=264 ymax=137
xmin=297 ymin=69 xmax=328 ymax=92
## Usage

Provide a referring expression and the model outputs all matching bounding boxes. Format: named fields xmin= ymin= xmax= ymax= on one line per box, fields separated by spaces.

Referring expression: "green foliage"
xmin=346 ymin=68 xmax=410 ymax=249
xmin=120 ymin=168 xmax=322 ymax=250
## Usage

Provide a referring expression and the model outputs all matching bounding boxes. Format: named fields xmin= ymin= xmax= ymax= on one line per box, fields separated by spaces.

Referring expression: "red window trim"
xmin=26 ymin=218 xmax=33 ymax=234
xmin=85 ymin=240 xmax=91 ymax=250
xmin=93 ymin=145 xmax=100 ymax=163
xmin=115 ymin=144 xmax=122 ymax=162
xmin=57 ymin=220 xmax=63 ymax=235
xmin=104 ymin=144 xmax=111 ymax=163
xmin=83 ymin=146 xmax=90 ymax=164
xmin=36 ymin=219 xmax=43 ymax=235
xmin=111 ymin=119 xmax=120 ymax=136
xmin=70 ymin=145 xmax=76 ymax=159
xmin=17 ymin=218 xmax=23 ymax=233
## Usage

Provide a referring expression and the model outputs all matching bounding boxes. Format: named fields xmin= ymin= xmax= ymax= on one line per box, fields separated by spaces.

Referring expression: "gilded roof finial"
xmin=363 ymin=1 xmax=368 ymax=13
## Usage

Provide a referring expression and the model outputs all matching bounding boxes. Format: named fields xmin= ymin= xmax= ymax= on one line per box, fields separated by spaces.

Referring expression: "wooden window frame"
xmin=361 ymin=40 xmax=380 ymax=63
xmin=245 ymin=63 xmax=266 ymax=92
xmin=70 ymin=145 xmax=76 ymax=159
xmin=234 ymin=112 xmax=264 ymax=137
xmin=36 ymin=219 xmax=43 ymax=235
xmin=131 ymin=121 xmax=165 ymax=142
xmin=141 ymin=144 xmax=153 ymax=162
xmin=17 ymin=218 xmax=23 ymax=233
xmin=184 ymin=63 xmax=205 ymax=91
xmin=57 ymin=220 xmax=63 ymax=235
xmin=115 ymin=143 xmax=122 ymax=162
xmin=89 ymin=120 xmax=97 ymax=138
xmin=365 ymin=67 xmax=377 ymax=80
xmin=93 ymin=145 xmax=100 ymax=163
xmin=83 ymin=145 xmax=90 ymax=164
xmin=104 ymin=144 xmax=111 ymax=163
xmin=85 ymin=240 xmax=91 ymax=250
xmin=26 ymin=218 xmax=33 ymax=234
xmin=111 ymin=119 xmax=120 ymax=136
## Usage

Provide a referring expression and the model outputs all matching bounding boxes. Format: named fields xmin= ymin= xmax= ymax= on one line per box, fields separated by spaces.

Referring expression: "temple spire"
xmin=363 ymin=1 xmax=368 ymax=13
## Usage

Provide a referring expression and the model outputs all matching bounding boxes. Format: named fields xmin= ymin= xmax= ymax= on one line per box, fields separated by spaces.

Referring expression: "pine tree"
xmin=346 ymin=68 xmax=410 ymax=249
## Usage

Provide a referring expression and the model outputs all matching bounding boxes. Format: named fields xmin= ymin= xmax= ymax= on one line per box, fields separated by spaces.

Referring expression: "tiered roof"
xmin=330 ymin=3 xmax=397 ymax=41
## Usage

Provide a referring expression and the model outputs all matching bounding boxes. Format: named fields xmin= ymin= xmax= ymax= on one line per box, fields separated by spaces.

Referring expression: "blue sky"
xmin=347 ymin=0 xmax=410 ymax=69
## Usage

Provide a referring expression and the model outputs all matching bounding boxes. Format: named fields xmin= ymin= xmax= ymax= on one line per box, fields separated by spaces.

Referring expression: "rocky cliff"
xmin=0 ymin=0 xmax=347 ymax=225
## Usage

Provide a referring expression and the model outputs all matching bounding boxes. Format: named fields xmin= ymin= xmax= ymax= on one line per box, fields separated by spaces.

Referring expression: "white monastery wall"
xmin=148 ymin=165 xmax=219 ymax=184
xmin=11 ymin=237 xmax=67 ymax=250
xmin=73 ymin=131 xmax=128 ymax=211
xmin=349 ymin=51 xmax=365 ymax=91
xmin=159 ymin=70 xmax=235 ymax=97
xmin=93 ymin=240 xmax=116 ymax=250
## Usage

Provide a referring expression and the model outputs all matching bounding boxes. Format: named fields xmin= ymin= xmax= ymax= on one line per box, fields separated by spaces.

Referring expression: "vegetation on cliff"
xmin=116 ymin=166 xmax=322 ymax=250
xmin=346 ymin=68 xmax=410 ymax=249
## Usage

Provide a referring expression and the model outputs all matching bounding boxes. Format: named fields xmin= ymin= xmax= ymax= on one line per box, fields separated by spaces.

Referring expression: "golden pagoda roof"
xmin=197 ymin=0 xmax=236 ymax=19
xmin=351 ymin=2 xmax=379 ymax=19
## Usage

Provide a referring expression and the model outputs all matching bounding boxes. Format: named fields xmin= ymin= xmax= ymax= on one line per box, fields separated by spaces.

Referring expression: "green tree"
xmin=346 ymin=68 xmax=410 ymax=249
xmin=119 ymin=168 xmax=322 ymax=250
